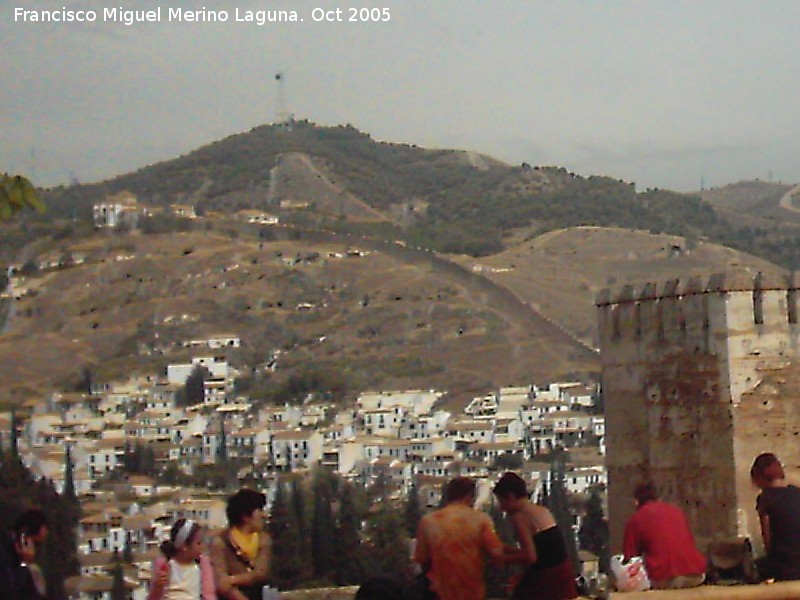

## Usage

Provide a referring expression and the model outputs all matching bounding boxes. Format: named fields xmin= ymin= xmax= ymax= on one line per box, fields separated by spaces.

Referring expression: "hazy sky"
xmin=3 ymin=0 xmax=800 ymax=191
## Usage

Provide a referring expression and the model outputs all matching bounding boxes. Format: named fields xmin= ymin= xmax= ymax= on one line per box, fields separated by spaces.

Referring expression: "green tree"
xmin=544 ymin=447 xmax=579 ymax=575
xmin=63 ymin=443 xmax=77 ymax=504
xmin=404 ymin=481 xmax=423 ymax=537
xmin=291 ymin=478 xmax=313 ymax=581
xmin=216 ymin=415 xmax=228 ymax=464
xmin=179 ymin=365 xmax=210 ymax=407
xmin=486 ymin=499 xmax=516 ymax=599
xmin=334 ymin=481 xmax=365 ymax=585
xmin=269 ymin=479 xmax=303 ymax=589
xmin=311 ymin=471 xmax=336 ymax=581
xmin=579 ymin=489 xmax=610 ymax=573
xmin=76 ymin=365 xmax=94 ymax=394
xmin=123 ymin=536 xmax=134 ymax=564
xmin=9 ymin=406 xmax=18 ymax=457
xmin=0 ymin=174 xmax=44 ymax=221
xmin=110 ymin=551 xmax=129 ymax=600
xmin=364 ymin=506 xmax=409 ymax=581
xmin=0 ymin=463 xmax=82 ymax=600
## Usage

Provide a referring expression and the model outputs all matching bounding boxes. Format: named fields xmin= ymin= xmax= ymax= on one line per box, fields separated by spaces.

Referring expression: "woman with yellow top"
xmin=210 ymin=488 xmax=272 ymax=600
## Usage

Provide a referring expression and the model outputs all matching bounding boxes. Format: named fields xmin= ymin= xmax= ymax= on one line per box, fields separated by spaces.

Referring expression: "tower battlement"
xmin=596 ymin=271 xmax=800 ymax=351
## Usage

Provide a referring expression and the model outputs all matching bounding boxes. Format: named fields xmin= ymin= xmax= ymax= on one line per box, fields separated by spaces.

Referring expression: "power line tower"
xmin=274 ymin=72 xmax=294 ymax=129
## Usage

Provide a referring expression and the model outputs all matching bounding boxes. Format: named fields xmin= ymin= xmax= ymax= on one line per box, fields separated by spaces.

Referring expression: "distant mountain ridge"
xmin=35 ymin=120 xmax=800 ymax=268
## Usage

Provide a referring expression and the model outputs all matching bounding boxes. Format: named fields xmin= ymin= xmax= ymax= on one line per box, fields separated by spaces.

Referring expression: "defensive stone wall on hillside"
xmin=596 ymin=271 xmax=800 ymax=554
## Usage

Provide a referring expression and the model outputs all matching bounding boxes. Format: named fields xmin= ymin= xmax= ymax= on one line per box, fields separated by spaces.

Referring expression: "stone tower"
xmin=596 ymin=271 xmax=800 ymax=553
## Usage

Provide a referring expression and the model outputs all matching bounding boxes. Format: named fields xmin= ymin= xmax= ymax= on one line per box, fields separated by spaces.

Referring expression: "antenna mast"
xmin=275 ymin=72 xmax=294 ymax=128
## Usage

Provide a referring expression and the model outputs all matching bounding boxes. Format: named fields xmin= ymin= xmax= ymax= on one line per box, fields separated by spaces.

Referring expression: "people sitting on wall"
xmin=623 ymin=482 xmax=706 ymax=589
xmin=0 ymin=509 xmax=49 ymax=600
xmin=148 ymin=518 xmax=216 ymax=600
xmin=413 ymin=476 xmax=504 ymax=600
xmin=750 ymin=453 xmax=800 ymax=581
xmin=210 ymin=488 xmax=271 ymax=600
xmin=493 ymin=471 xmax=578 ymax=600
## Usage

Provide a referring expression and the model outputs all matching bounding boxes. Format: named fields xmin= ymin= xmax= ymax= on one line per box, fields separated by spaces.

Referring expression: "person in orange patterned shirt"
xmin=413 ymin=477 xmax=504 ymax=600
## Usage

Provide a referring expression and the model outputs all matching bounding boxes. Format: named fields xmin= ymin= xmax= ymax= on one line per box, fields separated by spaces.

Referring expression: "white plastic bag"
xmin=611 ymin=555 xmax=651 ymax=592
xmin=262 ymin=586 xmax=283 ymax=600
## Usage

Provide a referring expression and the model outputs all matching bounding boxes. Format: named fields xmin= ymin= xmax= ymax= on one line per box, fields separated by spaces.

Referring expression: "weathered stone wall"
xmin=597 ymin=272 xmax=800 ymax=553
xmin=282 ymin=586 xmax=358 ymax=600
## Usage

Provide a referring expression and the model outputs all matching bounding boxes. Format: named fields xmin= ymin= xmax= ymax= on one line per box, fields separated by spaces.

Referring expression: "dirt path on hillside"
xmin=289 ymin=153 xmax=391 ymax=221
xmin=779 ymin=184 xmax=800 ymax=213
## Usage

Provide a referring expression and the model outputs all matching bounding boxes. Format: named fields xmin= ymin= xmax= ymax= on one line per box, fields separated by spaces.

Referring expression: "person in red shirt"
xmin=623 ymin=482 xmax=706 ymax=589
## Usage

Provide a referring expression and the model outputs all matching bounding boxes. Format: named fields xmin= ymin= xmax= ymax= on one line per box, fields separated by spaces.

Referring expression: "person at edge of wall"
xmin=0 ymin=509 xmax=49 ymax=600
xmin=622 ymin=482 xmax=706 ymax=589
xmin=750 ymin=452 xmax=800 ymax=581
xmin=210 ymin=488 xmax=272 ymax=600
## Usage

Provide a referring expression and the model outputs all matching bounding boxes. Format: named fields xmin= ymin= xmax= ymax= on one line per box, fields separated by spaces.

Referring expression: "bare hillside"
xmin=0 ymin=229 xmax=597 ymax=405
xmin=453 ymin=227 xmax=788 ymax=348
xmin=700 ymin=180 xmax=791 ymax=213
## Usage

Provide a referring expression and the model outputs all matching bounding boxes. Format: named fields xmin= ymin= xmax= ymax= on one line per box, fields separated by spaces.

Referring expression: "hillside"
xmin=453 ymin=227 xmax=788 ymax=347
xmin=700 ymin=180 xmax=791 ymax=212
xmin=700 ymin=180 xmax=800 ymax=224
xmin=26 ymin=121 xmax=800 ymax=269
xmin=0 ymin=228 xmax=597 ymax=406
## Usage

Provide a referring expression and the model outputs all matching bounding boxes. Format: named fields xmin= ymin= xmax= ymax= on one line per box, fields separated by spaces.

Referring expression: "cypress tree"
xmin=123 ymin=536 xmax=134 ymax=564
xmin=32 ymin=477 xmax=80 ymax=600
xmin=365 ymin=506 xmax=409 ymax=581
xmin=63 ymin=443 xmax=77 ymax=503
xmin=291 ymin=478 xmax=313 ymax=581
xmin=579 ymin=489 xmax=610 ymax=573
xmin=9 ymin=406 xmax=18 ymax=457
xmin=269 ymin=479 xmax=303 ymax=589
xmin=486 ymin=500 xmax=515 ymax=599
xmin=216 ymin=414 xmax=228 ymax=464
xmin=404 ymin=481 xmax=423 ymax=537
xmin=334 ymin=481 xmax=365 ymax=585
xmin=110 ymin=550 xmax=128 ymax=600
xmin=311 ymin=471 xmax=336 ymax=580
xmin=545 ymin=447 xmax=579 ymax=574
xmin=0 ymin=432 xmax=77 ymax=600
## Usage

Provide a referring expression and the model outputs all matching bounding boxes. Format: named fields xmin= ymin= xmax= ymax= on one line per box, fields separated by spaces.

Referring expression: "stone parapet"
xmin=610 ymin=582 xmax=800 ymax=599
xmin=282 ymin=586 xmax=358 ymax=600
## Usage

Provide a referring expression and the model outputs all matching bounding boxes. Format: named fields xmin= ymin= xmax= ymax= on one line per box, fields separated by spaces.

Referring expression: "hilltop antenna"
xmin=274 ymin=72 xmax=294 ymax=129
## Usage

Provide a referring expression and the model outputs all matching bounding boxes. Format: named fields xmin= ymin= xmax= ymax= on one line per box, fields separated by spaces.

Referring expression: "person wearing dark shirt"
xmin=623 ymin=482 xmax=706 ymax=589
xmin=493 ymin=472 xmax=577 ymax=600
xmin=750 ymin=453 xmax=800 ymax=581
xmin=0 ymin=509 xmax=49 ymax=600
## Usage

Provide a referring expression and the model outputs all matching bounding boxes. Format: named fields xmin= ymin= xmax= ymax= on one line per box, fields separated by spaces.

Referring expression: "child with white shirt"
xmin=148 ymin=518 xmax=217 ymax=600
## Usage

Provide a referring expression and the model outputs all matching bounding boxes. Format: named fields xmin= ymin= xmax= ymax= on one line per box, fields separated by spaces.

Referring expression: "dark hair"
xmin=751 ymin=453 xmax=785 ymax=485
xmin=226 ymin=488 xmax=267 ymax=526
xmin=160 ymin=518 xmax=202 ymax=559
xmin=493 ymin=472 xmax=528 ymax=499
xmin=355 ymin=577 xmax=404 ymax=600
xmin=13 ymin=509 xmax=48 ymax=537
xmin=444 ymin=477 xmax=476 ymax=504
xmin=633 ymin=482 xmax=658 ymax=506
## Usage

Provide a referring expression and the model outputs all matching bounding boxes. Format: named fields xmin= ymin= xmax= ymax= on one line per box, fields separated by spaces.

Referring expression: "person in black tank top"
xmin=493 ymin=472 xmax=577 ymax=600
xmin=751 ymin=453 xmax=800 ymax=581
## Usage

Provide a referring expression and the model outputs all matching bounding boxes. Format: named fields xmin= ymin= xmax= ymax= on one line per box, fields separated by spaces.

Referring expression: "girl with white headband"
xmin=148 ymin=518 xmax=217 ymax=600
